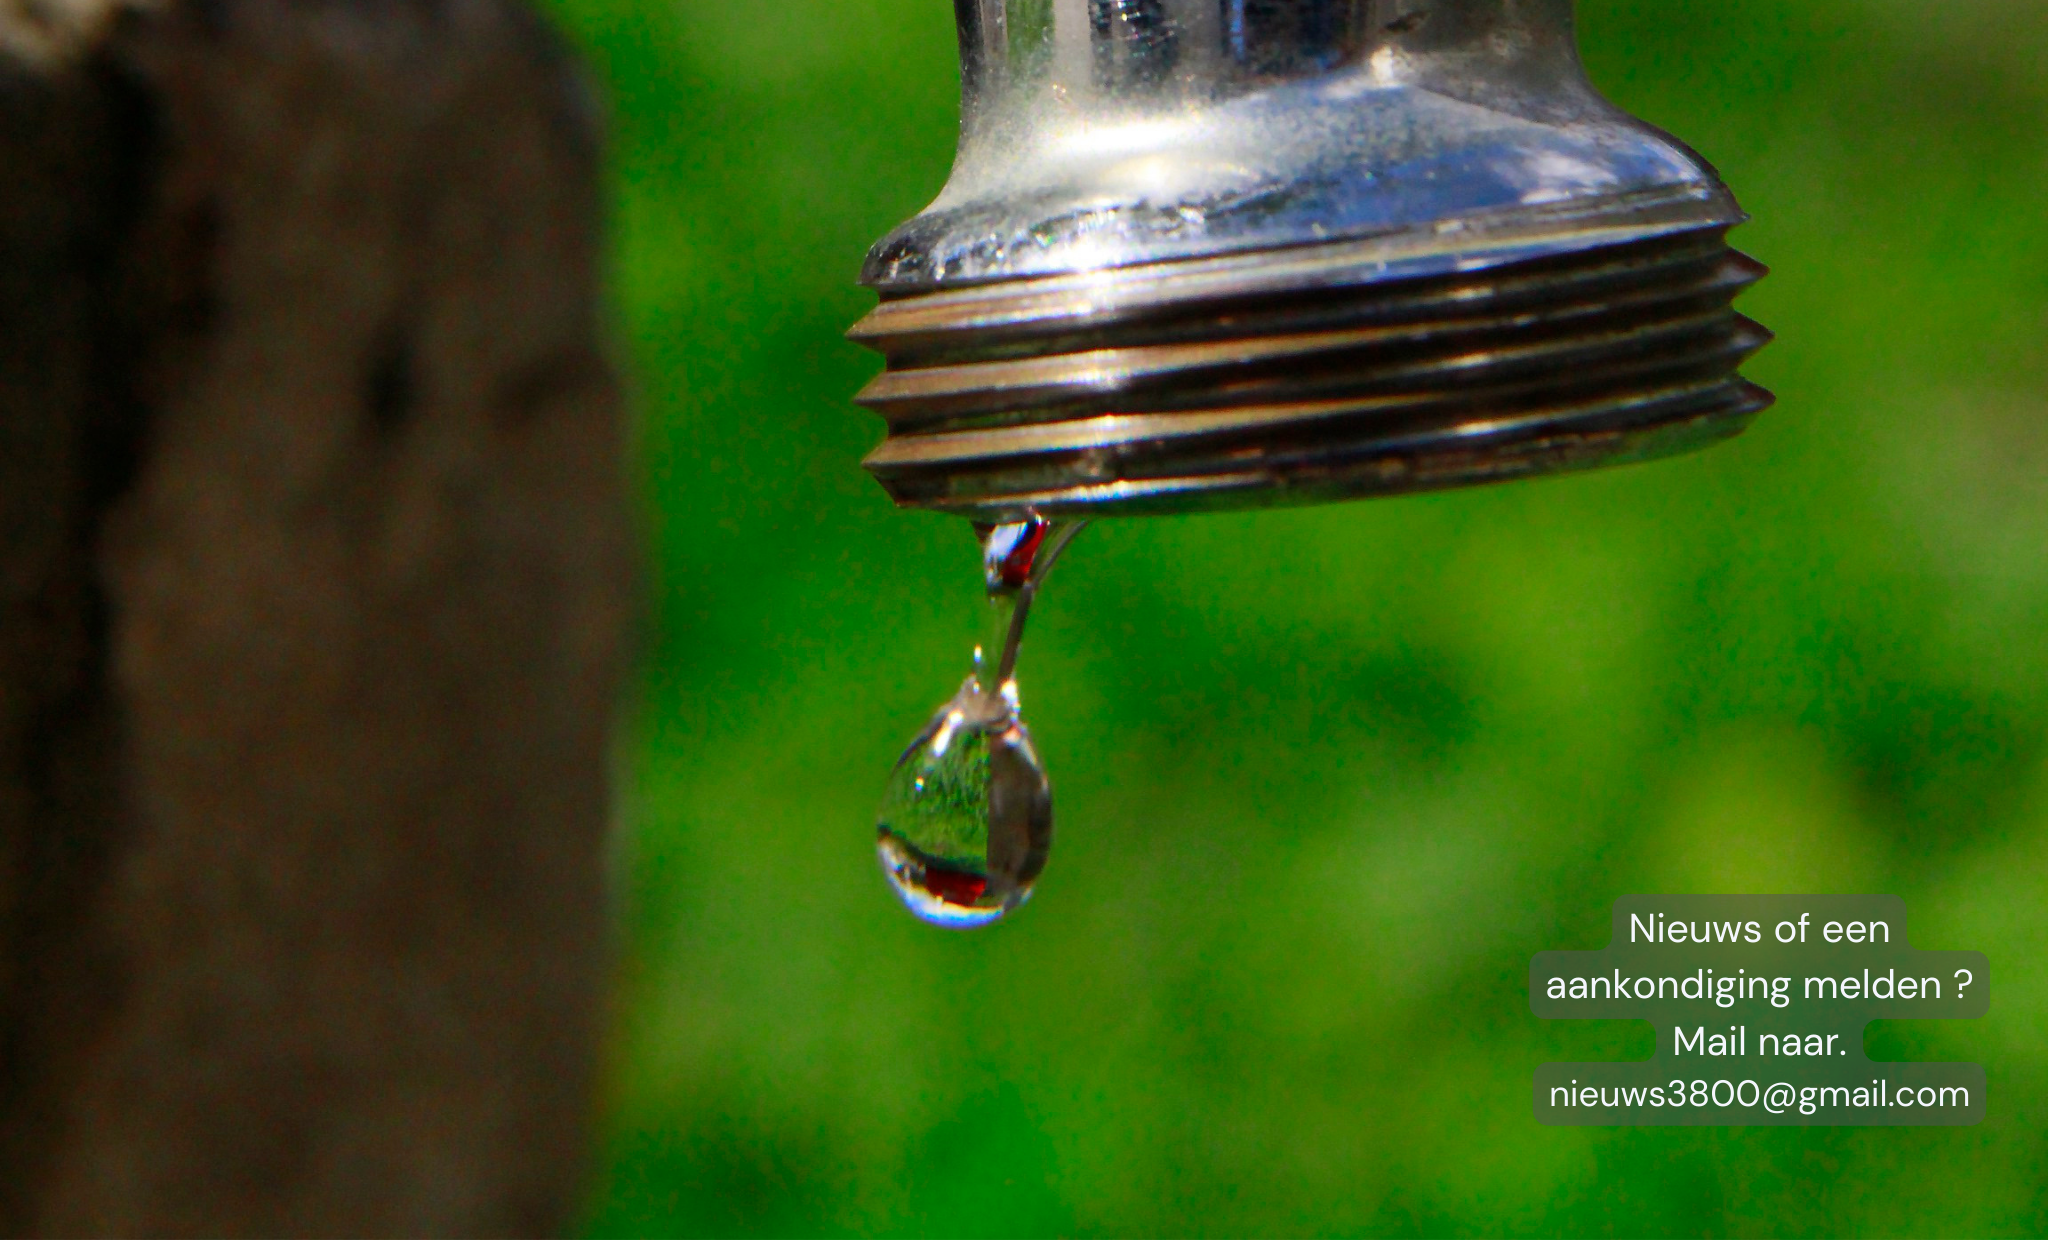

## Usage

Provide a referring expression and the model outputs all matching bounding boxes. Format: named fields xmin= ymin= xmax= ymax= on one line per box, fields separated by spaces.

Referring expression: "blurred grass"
xmin=540 ymin=0 xmax=2048 ymax=1234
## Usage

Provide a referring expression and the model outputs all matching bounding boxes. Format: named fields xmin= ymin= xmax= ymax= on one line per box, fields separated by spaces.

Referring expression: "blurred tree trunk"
xmin=0 ymin=0 xmax=634 ymax=1233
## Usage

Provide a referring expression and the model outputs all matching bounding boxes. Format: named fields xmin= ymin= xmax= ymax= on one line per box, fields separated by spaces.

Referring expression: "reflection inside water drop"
xmin=876 ymin=676 xmax=1051 ymax=928
xmin=876 ymin=518 xmax=1083 ymax=929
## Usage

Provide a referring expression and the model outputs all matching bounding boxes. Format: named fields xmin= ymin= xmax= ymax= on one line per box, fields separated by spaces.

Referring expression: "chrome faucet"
xmin=849 ymin=0 xmax=1769 ymax=520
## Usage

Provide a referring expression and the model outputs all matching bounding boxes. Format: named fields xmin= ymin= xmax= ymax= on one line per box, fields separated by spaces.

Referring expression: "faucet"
xmin=849 ymin=0 xmax=1769 ymax=521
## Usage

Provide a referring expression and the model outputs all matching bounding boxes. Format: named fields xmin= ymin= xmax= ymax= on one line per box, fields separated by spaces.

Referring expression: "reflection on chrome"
xmin=851 ymin=0 xmax=1771 ymax=523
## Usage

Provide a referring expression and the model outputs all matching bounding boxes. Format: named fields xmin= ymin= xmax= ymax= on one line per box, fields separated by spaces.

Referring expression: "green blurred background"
xmin=542 ymin=0 xmax=2048 ymax=1233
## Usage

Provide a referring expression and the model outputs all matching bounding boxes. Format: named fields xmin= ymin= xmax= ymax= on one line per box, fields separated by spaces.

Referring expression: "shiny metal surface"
xmin=851 ymin=0 xmax=1771 ymax=520
xmin=872 ymin=0 xmax=1722 ymax=288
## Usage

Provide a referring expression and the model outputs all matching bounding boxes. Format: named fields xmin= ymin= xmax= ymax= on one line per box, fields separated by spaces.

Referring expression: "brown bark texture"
xmin=0 ymin=0 xmax=634 ymax=1233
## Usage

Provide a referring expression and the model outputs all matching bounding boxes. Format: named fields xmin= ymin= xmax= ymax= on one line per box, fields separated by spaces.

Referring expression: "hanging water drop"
xmin=876 ymin=517 xmax=1083 ymax=928
xmin=875 ymin=676 xmax=1051 ymax=929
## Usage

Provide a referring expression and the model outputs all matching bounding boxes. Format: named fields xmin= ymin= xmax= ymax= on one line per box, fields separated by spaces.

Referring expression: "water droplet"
xmin=876 ymin=675 xmax=1051 ymax=929
xmin=979 ymin=517 xmax=1049 ymax=593
xmin=876 ymin=518 xmax=1085 ymax=929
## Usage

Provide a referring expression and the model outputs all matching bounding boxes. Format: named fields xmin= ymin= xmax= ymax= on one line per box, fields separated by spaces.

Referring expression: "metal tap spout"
xmin=852 ymin=0 xmax=1771 ymax=520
